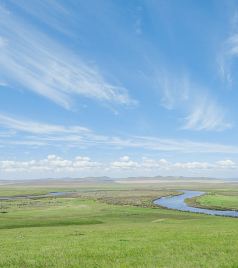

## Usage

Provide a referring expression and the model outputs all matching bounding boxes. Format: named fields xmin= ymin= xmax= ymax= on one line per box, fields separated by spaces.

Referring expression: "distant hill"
xmin=1 ymin=175 xmax=237 ymax=186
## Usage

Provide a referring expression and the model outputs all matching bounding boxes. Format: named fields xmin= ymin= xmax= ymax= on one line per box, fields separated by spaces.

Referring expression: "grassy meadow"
xmin=188 ymin=191 xmax=238 ymax=211
xmin=1 ymin=179 xmax=238 ymax=267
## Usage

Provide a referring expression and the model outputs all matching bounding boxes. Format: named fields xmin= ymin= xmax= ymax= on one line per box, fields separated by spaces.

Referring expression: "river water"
xmin=153 ymin=190 xmax=238 ymax=217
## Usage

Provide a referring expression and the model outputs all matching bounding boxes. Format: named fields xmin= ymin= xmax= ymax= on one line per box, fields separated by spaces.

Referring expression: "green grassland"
xmin=188 ymin=191 xmax=238 ymax=211
xmin=1 ymin=180 xmax=238 ymax=267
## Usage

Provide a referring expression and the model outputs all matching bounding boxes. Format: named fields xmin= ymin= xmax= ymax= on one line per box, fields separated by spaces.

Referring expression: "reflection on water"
xmin=154 ymin=190 xmax=238 ymax=217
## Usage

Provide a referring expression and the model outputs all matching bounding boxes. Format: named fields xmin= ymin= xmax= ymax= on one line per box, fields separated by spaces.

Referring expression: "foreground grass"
xmin=1 ymin=184 xmax=238 ymax=267
xmin=2 ymin=217 xmax=238 ymax=268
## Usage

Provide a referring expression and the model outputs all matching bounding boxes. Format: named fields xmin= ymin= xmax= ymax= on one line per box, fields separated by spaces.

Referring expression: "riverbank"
xmin=153 ymin=190 xmax=238 ymax=217
xmin=185 ymin=193 xmax=238 ymax=212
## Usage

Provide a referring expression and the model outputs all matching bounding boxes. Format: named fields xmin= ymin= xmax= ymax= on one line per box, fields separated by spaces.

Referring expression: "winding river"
xmin=153 ymin=190 xmax=238 ymax=217
xmin=2 ymin=190 xmax=238 ymax=217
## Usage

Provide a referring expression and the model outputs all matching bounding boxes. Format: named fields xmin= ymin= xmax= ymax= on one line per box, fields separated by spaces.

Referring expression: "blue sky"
xmin=1 ymin=0 xmax=238 ymax=179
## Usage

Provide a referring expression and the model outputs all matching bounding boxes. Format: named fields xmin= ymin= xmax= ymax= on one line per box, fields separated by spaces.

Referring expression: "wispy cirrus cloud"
xmin=182 ymin=96 xmax=232 ymax=131
xmin=0 ymin=114 xmax=90 ymax=134
xmin=0 ymin=36 xmax=8 ymax=48
xmin=155 ymin=70 xmax=231 ymax=131
xmin=218 ymin=35 xmax=237 ymax=85
xmin=0 ymin=4 xmax=136 ymax=109
xmin=156 ymin=71 xmax=189 ymax=110
xmin=218 ymin=13 xmax=238 ymax=85
xmin=8 ymin=0 xmax=74 ymax=37
xmin=0 ymin=114 xmax=237 ymax=154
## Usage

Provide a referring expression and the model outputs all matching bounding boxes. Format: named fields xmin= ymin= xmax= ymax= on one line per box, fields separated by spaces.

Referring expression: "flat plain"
xmin=1 ymin=178 xmax=238 ymax=268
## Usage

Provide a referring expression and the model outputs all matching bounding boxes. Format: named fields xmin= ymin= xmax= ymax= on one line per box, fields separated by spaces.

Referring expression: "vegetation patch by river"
xmin=186 ymin=192 xmax=238 ymax=211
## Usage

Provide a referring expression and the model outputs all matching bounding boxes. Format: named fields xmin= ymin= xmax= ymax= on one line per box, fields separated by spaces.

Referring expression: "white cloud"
xmin=157 ymin=71 xmax=189 ymax=110
xmin=0 ymin=155 xmax=100 ymax=173
xmin=73 ymin=156 xmax=99 ymax=168
xmin=0 ymin=5 xmax=136 ymax=109
xmin=141 ymin=157 xmax=170 ymax=169
xmin=111 ymin=156 xmax=139 ymax=169
xmin=111 ymin=157 xmax=237 ymax=172
xmin=173 ymin=159 xmax=236 ymax=170
xmin=1 ymin=156 xmax=237 ymax=179
xmin=182 ymin=96 xmax=231 ymax=131
xmin=174 ymin=161 xmax=213 ymax=170
xmin=0 ymin=36 xmax=8 ymax=48
xmin=8 ymin=0 xmax=74 ymax=37
xmin=156 ymin=71 xmax=231 ymax=131
xmin=216 ymin=159 xmax=237 ymax=169
xmin=226 ymin=34 xmax=238 ymax=56
xmin=0 ymin=114 xmax=90 ymax=134
xmin=0 ymin=114 xmax=238 ymax=154
xmin=218 ymin=19 xmax=238 ymax=85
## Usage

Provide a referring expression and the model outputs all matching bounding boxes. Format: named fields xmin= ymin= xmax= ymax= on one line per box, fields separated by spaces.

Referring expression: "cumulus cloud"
xmin=0 ymin=155 xmax=100 ymax=173
xmin=174 ymin=161 xmax=213 ymax=170
xmin=116 ymin=157 xmax=238 ymax=172
xmin=141 ymin=158 xmax=170 ymax=169
xmin=216 ymin=159 xmax=237 ymax=169
xmin=0 ymin=155 xmax=237 ymax=179
xmin=111 ymin=156 xmax=139 ymax=169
